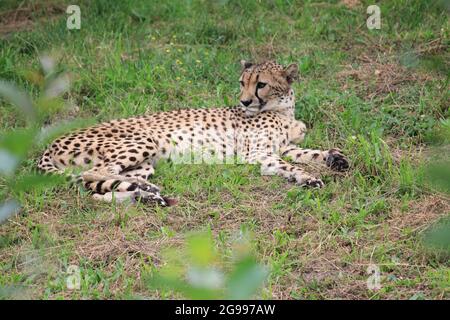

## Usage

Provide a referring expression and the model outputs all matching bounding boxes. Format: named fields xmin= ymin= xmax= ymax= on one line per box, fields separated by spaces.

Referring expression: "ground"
xmin=0 ymin=0 xmax=449 ymax=299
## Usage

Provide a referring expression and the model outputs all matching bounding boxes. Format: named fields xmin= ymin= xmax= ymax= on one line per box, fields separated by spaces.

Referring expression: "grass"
xmin=0 ymin=0 xmax=449 ymax=299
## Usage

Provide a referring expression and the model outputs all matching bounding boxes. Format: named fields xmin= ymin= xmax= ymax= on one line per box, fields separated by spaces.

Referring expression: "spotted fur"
xmin=38 ymin=60 xmax=349 ymax=206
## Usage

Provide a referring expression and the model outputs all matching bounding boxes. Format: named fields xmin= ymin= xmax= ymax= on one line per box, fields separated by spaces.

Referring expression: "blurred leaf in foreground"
xmin=425 ymin=161 xmax=450 ymax=194
xmin=426 ymin=118 xmax=450 ymax=145
xmin=11 ymin=173 xmax=66 ymax=193
xmin=0 ymin=55 xmax=72 ymax=226
xmin=226 ymin=256 xmax=268 ymax=299
xmin=0 ymin=150 xmax=20 ymax=176
xmin=423 ymin=216 xmax=450 ymax=255
xmin=423 ymin=119 xmax=450 ymax=194
xmin=0 ymin=200 xmax=20 ymax=224
xmin=147 ymin=231 xmax=268 ymax=299
xmin=0 ymin=80 xmax=36 ymax=123
xmin=0 ymin=128 xmax=37 ymax=160
xmin=37 ymin=118 xmax=95 ymax=147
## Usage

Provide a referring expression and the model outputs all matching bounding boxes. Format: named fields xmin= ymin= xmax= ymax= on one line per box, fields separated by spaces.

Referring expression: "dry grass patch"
xmin=0 ymin=2 xmax=65 ymax=37
xmin=339 ymin=0 xmax=362 ymax=9
xmin=267 ymin=193 xmax=449 ymax=299
xmin=338 ymin=54 xmax=432 ymax=100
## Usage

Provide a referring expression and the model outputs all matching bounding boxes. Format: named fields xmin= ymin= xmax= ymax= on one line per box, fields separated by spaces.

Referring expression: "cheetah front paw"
xmin=326 ymin=149 xmax=349 ymax=172
xmin=288 ymin=174 xmax=324 ymax=188
xmin=304 ymin=177 xmax=324 ymax=188
xmin=132 ymin=190 xmax=172 ymax=207
xmin=138 ymin=182 xmax=160 ymax=194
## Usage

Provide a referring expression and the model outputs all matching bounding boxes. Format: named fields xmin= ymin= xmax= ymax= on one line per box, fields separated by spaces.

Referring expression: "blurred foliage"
xmin=426 ymin=118 xmax=450 ymax=146
xmin=423 ymin=119 xmax=450 ymax=195
xmin=420 ymin=118 xmax=450 ymax=258
xmin=423 ymin=216 xmax=450 ymax=256
xmin=424 ymin=161 xmax=450 ymax=194
xmin=0 ymin=0 xmax=448 ymax=299
xmin=146 ymin=231 xmax=268 ymax=299
xmin=0 ymin=55 xmax=69 ymax=224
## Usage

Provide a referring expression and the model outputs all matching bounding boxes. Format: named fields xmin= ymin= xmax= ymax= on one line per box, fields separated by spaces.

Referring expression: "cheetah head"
xmin=238 ymin=60 xmax=298 ymax=117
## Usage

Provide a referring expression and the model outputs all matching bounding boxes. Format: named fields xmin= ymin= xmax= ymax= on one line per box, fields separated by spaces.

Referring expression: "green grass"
xmin=0 ymin=0 xmax=449 ymax=299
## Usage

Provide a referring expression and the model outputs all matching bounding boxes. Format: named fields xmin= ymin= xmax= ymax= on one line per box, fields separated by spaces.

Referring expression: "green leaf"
xmin=226 ymin=256 xmax=268 ymax=299
xmin=423 ymin=216 xmax=450 ymax=253
xmin=0 ymin=150 xmax=20 ymax=176
xmin=37 ymin=118 xmax=96 ymax=147
xmin=147 ymin=273 xmax=222 ymax=300
xmin=11 ymin=173 xmax=65 ymax=193
xmin=425 ymin=161 xmax=450 ymax=194
xmin=0 ymin=127 xmax=38 ymax=159
xmin=0 ymin=200 xmax=20 ymax=224
xmin=187 ymin=232 xmax=216 ymax=266
xmin=0 ymin=80 xmax=36 ymax=123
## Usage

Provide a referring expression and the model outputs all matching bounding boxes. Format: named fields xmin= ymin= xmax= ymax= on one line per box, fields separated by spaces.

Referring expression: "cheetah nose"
xmin=240 ymin=100 xmax=252 ymax=107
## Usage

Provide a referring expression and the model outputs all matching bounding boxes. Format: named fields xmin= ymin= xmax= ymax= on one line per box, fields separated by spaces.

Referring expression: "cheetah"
xmin=38 ymin=60 xmax=349 ymax=206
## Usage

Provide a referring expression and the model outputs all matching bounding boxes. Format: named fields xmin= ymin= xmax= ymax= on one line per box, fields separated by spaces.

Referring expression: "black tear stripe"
xmin=255 ymin=90 xmax=265 ymax=107
xmin=254 ymin=74 xmax=265 ymax=107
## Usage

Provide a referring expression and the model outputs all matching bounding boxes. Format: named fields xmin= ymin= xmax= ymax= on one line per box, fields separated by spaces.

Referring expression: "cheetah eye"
xmin=256 ymin=82 xmax=267 ymax=89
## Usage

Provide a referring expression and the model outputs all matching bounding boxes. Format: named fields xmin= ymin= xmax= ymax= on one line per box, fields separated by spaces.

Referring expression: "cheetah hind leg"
xmin=84 ymin=158 xmax=177 ymax=206
xmin=82 ymin=162 xmax=159 ymax=192
xmin=119 ymin=161 xmax=178 ymax=206
xmin=93 ymin=190 xmax=177 ymax=207
xmin=120 ymin=161 xmax=155 ymax=181
xmin=84 ymin=172 xmax=176 ymax=206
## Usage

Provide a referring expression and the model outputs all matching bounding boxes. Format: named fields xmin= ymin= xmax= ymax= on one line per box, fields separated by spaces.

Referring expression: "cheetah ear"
xmin=284 ymin=63 xmax=299 ymax=84
xmin=240 ymin=60 xmax=253 ymax=70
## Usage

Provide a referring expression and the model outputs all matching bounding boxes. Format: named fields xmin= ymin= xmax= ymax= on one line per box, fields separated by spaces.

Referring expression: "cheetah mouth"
xmin=243 ymin=102 xmax=266 ymax=117
xmin=244 ymin=107 xmax=260 ymax=117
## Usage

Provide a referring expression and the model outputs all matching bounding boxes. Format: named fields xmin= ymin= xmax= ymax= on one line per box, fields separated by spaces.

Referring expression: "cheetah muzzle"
xmin=38 ymin=60 xmax=350 ymax=206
